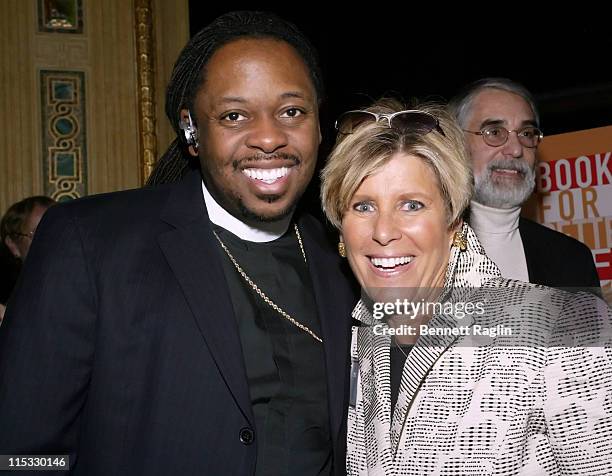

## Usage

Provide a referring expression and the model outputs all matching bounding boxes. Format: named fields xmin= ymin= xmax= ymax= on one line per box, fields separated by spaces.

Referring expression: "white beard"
xmin=474 ymin=157 xmax=536 ymax=209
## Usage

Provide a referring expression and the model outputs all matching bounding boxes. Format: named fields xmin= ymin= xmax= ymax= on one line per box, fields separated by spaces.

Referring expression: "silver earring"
xmin=179 ymin=110 xmax=199 ymax=152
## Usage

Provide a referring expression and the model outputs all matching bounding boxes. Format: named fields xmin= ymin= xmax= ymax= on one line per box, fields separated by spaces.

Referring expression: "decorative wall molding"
xmin=134 ymin=0 xmax=157 ymax=184
xmin=40 ymin=70 xmax=87 ymax=201
xmin=0 ymin=0 xmax=188 ymax=213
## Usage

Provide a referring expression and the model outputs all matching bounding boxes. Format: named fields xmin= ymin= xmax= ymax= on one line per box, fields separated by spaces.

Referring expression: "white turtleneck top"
xmin=469 ymin=200 xmax=530 ymax=282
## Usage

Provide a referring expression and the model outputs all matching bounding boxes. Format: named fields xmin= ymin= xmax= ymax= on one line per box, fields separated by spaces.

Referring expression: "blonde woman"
xmin=321 ymin=99 xmax=612 ymax=475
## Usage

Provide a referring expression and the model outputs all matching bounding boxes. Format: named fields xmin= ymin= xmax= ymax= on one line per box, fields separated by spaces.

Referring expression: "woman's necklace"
xmin=212 ymin=224 xmax=323 ymax=343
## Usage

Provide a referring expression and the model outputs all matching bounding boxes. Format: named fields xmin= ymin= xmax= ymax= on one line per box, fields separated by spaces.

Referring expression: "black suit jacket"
xmin=519 ymin=217 xmax=600 ymax=289
xmin=0 ymin=170 xmax=357 ymax=475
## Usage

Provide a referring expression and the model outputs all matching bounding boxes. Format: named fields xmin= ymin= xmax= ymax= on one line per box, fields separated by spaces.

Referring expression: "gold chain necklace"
xmin=212 ymin=224 xmax=323 ymax=343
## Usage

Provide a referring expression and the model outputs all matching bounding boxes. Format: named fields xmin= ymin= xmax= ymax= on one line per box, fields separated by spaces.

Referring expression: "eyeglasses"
xmin=335 ymin=110 xmax=445 ymax=136
xmin=463 ymin=125 xmax=543 ymax=148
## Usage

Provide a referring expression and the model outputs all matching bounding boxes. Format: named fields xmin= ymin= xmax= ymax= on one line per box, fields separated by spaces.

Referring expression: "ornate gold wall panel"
xmin=135 ymin=0 xmax=157 ymax=183
xmin=0 ymin=0 xmax=189 ymax=213
xmin=40 ymin=69 xmax=87 ymax=201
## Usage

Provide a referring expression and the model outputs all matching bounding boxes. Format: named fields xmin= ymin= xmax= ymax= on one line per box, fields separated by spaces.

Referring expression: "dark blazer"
xmin=0 ymin=170 xmax=357 ymax=476
xmin=519 ymin=217 xmax=600 ymax=289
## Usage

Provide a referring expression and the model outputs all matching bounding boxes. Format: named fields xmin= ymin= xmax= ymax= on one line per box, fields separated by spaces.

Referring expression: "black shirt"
xmin=213 ymin=225 xmax=332 ymax=476
xmin=390 ymin=344 xmax=413 ymax=415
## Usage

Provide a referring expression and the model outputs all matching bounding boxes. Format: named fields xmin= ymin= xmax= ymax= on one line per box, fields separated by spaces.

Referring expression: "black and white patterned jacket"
xmin=347 ymin=224 xmax=612 ymax=475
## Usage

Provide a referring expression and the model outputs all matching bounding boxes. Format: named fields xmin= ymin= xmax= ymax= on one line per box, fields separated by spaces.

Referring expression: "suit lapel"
xmin=298 ymin=215 xmax=355 ymax=444
xmin=157 ymin=171 xmax=254 ymax=425
xmin=357 ymin=323 xmax=395 ymax=469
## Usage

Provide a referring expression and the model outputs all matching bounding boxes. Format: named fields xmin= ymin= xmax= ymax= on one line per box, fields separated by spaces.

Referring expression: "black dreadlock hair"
xmin=146 ymin=10 xmax=324 ymax=185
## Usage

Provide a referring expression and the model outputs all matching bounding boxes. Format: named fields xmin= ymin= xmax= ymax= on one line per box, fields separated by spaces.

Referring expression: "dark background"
xmin=188 ymin=6 xmax=612 ymax=135
xmin=187 ymin=5 xmax=612 ymax=209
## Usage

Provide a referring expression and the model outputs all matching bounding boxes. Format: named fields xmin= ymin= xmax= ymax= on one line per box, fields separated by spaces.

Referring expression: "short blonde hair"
xmin=321 ymin=98 xmax=473 ymax=230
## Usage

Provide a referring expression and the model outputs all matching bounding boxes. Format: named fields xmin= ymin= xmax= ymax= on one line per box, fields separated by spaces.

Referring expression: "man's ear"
xmin=179 ymin=108 xmax=199 ymax=157
xmin=4 ymin=236 xmax=20 ymax=259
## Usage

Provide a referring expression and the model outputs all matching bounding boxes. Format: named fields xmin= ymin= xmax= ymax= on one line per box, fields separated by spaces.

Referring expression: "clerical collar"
xmin=470 ymin=200 xmax=521 ymax=235
xmin=201 ymin=180 xmax=292 ymax=243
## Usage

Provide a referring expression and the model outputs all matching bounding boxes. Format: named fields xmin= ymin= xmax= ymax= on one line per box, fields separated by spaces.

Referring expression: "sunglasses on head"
xmin=334 ymin=109 xmax=445 ymax=136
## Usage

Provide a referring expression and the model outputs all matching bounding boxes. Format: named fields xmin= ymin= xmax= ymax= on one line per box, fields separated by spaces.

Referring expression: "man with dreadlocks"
xmin=0 ymin=11 xmax=357 ymax=475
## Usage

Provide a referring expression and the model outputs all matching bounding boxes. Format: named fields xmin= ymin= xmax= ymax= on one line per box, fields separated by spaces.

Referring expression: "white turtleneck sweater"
xmin=469 ymin=200 xmax=530 ymax=282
